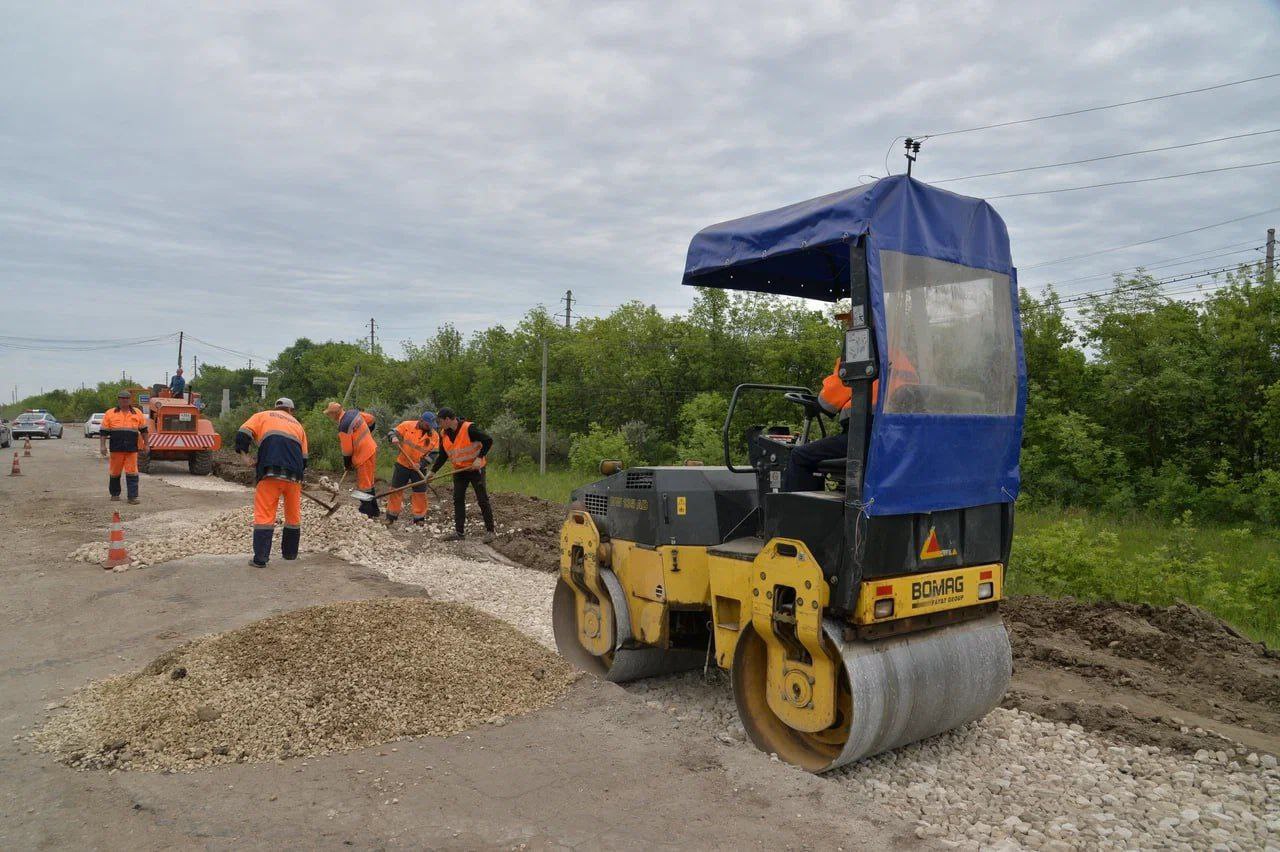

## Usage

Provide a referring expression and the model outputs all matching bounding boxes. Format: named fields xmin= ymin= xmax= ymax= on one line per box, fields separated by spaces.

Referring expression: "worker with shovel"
xmin=430 ymin=408 xmax=496 ymax=542
xmin=384 ymin=411 xmax=441 ymax=526
xmin=236 ymin=397 xmax=308 ymax=568
xmin=325 ymin=401 xmax=380 ymax=519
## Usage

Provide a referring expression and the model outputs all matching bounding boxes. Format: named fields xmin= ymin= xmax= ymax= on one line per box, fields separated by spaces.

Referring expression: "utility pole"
xmin=369 ymin=318 xmax=376 ymax=354
xmin=177 ymin=330 xmax=184 ymax=372
xmin=192 ymin=356 xmax=199 ymax=383
xmin=539 ymin=339 xmax=548 ymax=475
xmin=561 ymin=290 xmax=574 ymax=329
xmin=1267 ymin=228 xmax=1275 ymax=282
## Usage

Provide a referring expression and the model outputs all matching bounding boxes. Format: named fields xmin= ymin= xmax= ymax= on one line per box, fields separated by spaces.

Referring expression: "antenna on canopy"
xmin=904 ymin=137 xmax=923 ymax=176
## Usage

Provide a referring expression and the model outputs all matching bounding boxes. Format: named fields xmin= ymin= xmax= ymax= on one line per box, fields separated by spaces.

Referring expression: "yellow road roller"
xmin=554 ymin=175 xmax=1024 ymax=771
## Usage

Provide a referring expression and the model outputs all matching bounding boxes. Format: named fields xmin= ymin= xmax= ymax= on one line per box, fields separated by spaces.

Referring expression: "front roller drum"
xmin=552 ymin=573 xmax=704 ymax=683
xmin=733 ymin=612 xmax=1011 ymax=772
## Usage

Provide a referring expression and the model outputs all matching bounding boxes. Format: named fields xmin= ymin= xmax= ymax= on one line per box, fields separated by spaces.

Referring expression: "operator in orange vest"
xmin=385 ymin=411 xmax=441 ymax=526
xmin=429 ymin=408 xmax=495 ymax=541
xmin=783 ymin=329 xmax=919 ymax=492
xmin=236 ymin=397 xmax=309 ymax=568
xmin=99 ymin=389 xmax=149 ymax=504
xmin=325 ymin=401 xmax=380 ymax=518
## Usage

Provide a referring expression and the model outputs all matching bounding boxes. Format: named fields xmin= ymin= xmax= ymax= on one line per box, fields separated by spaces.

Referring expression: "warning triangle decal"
xmin=920 ymin=527 xmax=956 ymax=560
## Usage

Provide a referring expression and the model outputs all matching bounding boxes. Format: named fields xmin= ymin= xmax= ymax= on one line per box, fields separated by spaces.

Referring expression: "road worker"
xmin=99 ymin=389 xmax=149 ymax=504
xmin=385 ymin=411 xmax=440 ymax=526
xmin=783 ymin=316 xmax=919 ymax=492
xmin=168 ymin=368 xmax=185 ymax=397
xmin=325 ymin=401 xmax=380 ymax=519
xmin=430 ymin=408 xmax=495 ymax=541
xmin=236 ymin=397 xmax=309 ymax=568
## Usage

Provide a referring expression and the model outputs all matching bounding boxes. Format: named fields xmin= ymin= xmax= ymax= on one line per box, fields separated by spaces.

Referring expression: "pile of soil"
xmin=1004 ymin=595 xmax=1280 ymax=756
xmin=486 ymin=492 xmax=567 ymax=573
xmin=36 ymin=599 xmax=577 ymax=771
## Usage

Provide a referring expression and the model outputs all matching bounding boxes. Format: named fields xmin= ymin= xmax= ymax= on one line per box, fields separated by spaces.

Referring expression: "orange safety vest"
xmin=441 ymin=421 xmax=486 ymax=471
xmin=821 ymin=349 xmax=921 ymax=411
xmin=101 ymin=406 xmax=149 ymax=452
xmin=391 ymin=420 xmax=439 ymax=469
xmin=339 ymin=408 xmax=378 ymax=465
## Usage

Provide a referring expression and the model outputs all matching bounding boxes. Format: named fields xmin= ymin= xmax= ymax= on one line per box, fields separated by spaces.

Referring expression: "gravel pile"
xmin=70 ymin=502 xmax=409 ymax=571
xmin=36 ymin=599 xmax=576 ymax=772
xmin=627 ymin=672 xmax=1279 ymax=850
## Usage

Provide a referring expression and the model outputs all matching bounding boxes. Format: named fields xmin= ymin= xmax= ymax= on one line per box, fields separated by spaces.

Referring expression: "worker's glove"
xmin=343 ymin=456 xmax=354 ymax=471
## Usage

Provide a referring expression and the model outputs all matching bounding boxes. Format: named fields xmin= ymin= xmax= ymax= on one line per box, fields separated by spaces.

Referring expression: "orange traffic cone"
xmin=104 ymin=511 xmax=130 ymax=569
xmin=22 ymin=437 xmax=32 ymax=457
xmin=8 ymin=452 xmax=20 ymax=476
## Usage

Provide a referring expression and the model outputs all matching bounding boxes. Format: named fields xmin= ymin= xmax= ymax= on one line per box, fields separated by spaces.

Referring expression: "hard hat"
xmin=274 ymin=397 xmax=295 ymax=410
xmin=419 ymin=411 xmax=439 ymax=429
xmin=324 ymin=401 xmax=343 ymax=417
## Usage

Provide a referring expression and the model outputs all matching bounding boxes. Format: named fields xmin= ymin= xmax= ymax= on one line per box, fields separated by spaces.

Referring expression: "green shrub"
xmin=489 ymin=411 xmax=537 ymax=468
xmin=569 ymin=423 xmax=633 ymax=472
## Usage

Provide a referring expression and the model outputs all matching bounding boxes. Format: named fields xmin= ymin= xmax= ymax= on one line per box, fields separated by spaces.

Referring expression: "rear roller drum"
xmin=733 ymin=613 xmax=1012 ymax=772
xmin=552 ymin=573 xmax=703 ymax=683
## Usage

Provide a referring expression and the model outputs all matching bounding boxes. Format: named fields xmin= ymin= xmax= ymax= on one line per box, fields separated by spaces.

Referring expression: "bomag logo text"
xmin=608 ymin=496 xmax=649 ymax=511
xmin=912 ymin=575 xmax=964 ymax=600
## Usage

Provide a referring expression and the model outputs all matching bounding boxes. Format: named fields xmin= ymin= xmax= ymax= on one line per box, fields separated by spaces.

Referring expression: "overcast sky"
xmin=2 ymin=1 xmax=1277 ymax=398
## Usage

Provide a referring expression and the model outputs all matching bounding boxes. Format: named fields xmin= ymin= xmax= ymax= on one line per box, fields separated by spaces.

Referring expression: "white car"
xmin=12 ymin=411 xmax=63 ymax=439
xmin=85 ymin=412 xmax=106 ymax=437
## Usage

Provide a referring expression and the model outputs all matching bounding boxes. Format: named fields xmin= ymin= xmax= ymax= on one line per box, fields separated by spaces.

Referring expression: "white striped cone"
xmin=104 ymin=511 xmax=130 ymax=569
xmin=8 ymin=452 xmax=20 ymax=476
xmin=23 ymin=437 xmax=32 ymax=457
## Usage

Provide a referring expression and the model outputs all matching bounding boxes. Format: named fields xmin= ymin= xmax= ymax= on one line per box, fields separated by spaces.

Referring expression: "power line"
xmin=183 ymin=334 xmax=266 ymax=364
xmin=917 ymin=72 xmax=1280 ymax=140
xmin=1024 ymin=206 xmax=1280 ymax=270
xmin=1056 ymin=258 xmax=1273 ymax=307
xmin=934 ymin=129 xmax=1280 ymax=184
xmin=1035 ymin=244 xmax=1264 ymax=292
xmin=987 ymin=159 xmax=1280 ymax=200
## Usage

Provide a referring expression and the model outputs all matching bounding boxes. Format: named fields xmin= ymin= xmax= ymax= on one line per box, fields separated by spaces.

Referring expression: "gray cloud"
xmin=2 ymin=1 xmax=1277 ymax=393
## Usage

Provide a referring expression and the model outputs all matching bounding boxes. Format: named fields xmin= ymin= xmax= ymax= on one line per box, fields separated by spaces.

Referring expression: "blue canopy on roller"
xmin=682 ymin=176 xmax=1027 ymax=517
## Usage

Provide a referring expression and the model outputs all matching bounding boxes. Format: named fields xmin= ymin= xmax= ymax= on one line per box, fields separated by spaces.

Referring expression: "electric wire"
xmin=933 ymin=129 xmax=1280 ymax=184
xmin=1034 ymin=242 xmax=1263 ymax=289
xmin=1023 ymin=206 xmax=1280 ymax=270
xmin=986 ymin=159 xmax=1280 ymax=200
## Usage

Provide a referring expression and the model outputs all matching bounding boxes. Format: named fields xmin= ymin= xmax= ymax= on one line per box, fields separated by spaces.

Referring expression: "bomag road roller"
xmin=553 ymin=175 xmax=1026 ymax=772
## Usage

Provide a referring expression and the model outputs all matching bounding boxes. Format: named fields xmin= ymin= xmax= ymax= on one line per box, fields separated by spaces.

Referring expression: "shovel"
xmin=351 ymin=465 xmax=460 ymax=503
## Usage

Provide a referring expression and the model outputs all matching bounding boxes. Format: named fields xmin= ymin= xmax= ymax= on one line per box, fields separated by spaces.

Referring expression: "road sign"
xmin=251 ymin=376 xmax=268 ymax=386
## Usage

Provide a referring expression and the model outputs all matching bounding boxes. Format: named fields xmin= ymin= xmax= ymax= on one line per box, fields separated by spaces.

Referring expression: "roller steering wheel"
xmin=784 ymin=391 xmax=820 ymax=410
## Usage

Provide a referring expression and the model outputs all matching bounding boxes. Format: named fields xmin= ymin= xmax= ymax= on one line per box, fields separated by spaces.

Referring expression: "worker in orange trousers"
xmin=325 ymin=401 xmax=379 ymax=519
xmin=237 ymin=397 xmax=309 ymax=568
xmin=99 ymin=389 xmax=149 ymax=504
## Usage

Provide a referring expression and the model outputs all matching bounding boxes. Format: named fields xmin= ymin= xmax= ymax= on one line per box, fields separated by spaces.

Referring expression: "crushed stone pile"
xmin=36 ymin=599 xmax=577 ymax=772
xmin=70 ymin=501 xmax=408 ymax=571
xmin=628 ymin=673 xmax=1279 ymax=850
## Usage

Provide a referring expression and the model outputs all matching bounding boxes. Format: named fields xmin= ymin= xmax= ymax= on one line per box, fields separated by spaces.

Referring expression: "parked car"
xmin=11 ymin=411 xmax=64 ymax=439
xmin=0 ymin=418 xmax=10 ymax=448
xmin=84 ymin=412 xmax=106 ymax=437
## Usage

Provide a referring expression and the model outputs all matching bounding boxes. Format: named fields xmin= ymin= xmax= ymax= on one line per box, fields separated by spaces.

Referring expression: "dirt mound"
xmin=36 ymin=599 xmax=577 ymax=771
xmin=1005 ymin=595 xmax=1280 ymax=757
xmin=487 ymin=492 xmax=567 ymax=573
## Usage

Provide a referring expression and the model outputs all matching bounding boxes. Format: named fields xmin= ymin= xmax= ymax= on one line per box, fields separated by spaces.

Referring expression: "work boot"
xmin=442 ymin=531 xmax=465 ymax=542
xmin=411 ymin=518 xmax=426 ymax=526
xmin=109 ymin=495 xmax=120 ymax=502
xmin=248 ymin=558 xmax=268 ymax=568
xmin=127 ymin=497 xmax=140 ymax=505
xmin=482 ymin=531 xmax=496 ymax=544
xmin=384 ymin=515 xmax=398 ymax=527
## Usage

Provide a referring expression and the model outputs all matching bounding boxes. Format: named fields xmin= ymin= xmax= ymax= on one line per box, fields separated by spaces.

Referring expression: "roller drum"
xmin=552 ymin=572 xmax=704 ymax=683
xmin=827 ymin=612 xmax=1011 ymax=770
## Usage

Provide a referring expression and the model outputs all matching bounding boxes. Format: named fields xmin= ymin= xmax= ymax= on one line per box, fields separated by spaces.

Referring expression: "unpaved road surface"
xmin=5 ymin=436 xmax=1280 ymax=849
xmin=2 ymin=435 xmax=910 ymax=850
